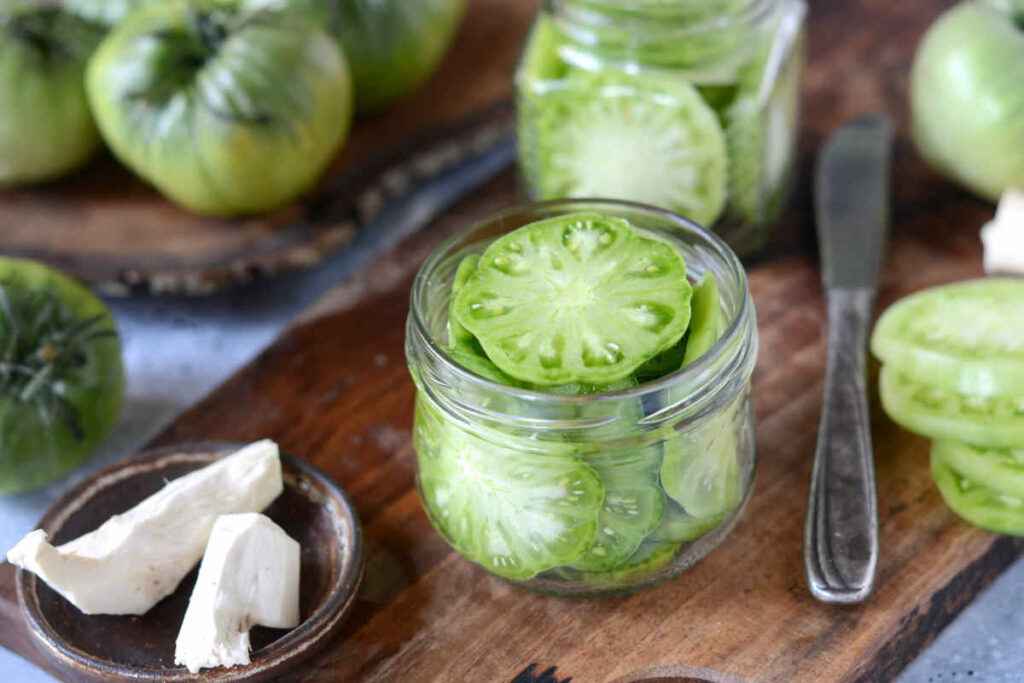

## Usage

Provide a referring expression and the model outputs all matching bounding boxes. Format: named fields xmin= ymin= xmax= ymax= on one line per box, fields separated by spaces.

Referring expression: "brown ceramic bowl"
xmin=15 ymin=442 xmax=364 ymax=682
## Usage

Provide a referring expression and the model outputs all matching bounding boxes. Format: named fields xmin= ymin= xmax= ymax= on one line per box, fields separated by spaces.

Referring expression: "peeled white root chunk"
xmin=982 ymin=189 xmax=1024 ymax=274
xmin=174 ymin=513 xmax=300 ymax=674
xmin=6 ymin=440 xmax=283 ymax=616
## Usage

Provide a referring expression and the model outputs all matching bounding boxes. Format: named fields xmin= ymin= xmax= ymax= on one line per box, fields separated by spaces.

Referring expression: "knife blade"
xmin=805 ymin=113 xmax=893 ymax=604
xmin=815 ymin=114 xmax=894 ymax=290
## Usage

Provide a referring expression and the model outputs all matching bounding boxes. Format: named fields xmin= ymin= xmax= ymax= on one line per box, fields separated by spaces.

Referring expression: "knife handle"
xmin=805 ymin=288 xmax=879 ymax=604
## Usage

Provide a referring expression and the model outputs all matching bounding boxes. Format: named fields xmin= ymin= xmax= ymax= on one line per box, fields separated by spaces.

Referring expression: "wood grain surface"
xmin=0 ymin=0 xmax=531 ymax=296
xmin=4 ymin=0 xmax=1021 ymax=681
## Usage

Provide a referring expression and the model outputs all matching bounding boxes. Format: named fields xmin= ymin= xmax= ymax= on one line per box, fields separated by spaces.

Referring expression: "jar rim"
xmin=409 ymin=198 xmax=756 ymax=414
xmin=548 ymin=0 xmax=780 ymax=38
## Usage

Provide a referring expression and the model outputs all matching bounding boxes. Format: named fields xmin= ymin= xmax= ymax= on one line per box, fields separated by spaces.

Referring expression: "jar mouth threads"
xmin=406 ymin=199 xmax=758 ymax=435
xmin=548 ymin=0 xmax=780 ymax=69
xmin=551 ymin=0 xmax=777 ymax=33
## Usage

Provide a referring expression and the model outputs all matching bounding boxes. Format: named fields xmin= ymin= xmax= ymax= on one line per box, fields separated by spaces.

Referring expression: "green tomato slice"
xmin=570 ymin=445 xmax=665 ymax=572
xmin=454 ymin=213 xmax=693 ymax=386
xmin=649 ymin=500 xmax=725 ymax=543
xmin=447 ymin=253 xmax=480 ymax=352
xmin=879 ymin=366 xmax=1024 ymax=449
xmin=725 ymin=2 xmax=804 ymax=225
xmin=871 ymin=278 xmax=1024 ymax=398
xmin=660 ymin=410 xmax=742 ymax=518
xmin=445 ymin=346 xmax=523 ymax=386
xmin=575 ymin=539 xmax=682 ymax=589
xmin=932 ymin=441 xmax=1024 ymax=500
xmin=516 ymin=14 xmax=570 ymax=84
xmin=682 ymin=273 xmax=722 ymax=366
xmin=535 ymin=377 xmax=639 ymax=396
xmin=632 ymin=339 xmax=688 ymax=383
xmin=519 ymin=69 xmax=729 ymax=228
xmin=414 ymin=398 xmax=603 ymax=580
xmin=932 ymin=451 xmax=1024 ymax=536
xmin=444 ymin=253 xmax=526 ymax=386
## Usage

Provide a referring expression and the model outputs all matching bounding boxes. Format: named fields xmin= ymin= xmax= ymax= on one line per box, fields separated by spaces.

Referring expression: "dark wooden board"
xmin=0 ymin=0 xmax=532 ymax=296
xmin=4 ymin=0 xmax=1021 ymax=681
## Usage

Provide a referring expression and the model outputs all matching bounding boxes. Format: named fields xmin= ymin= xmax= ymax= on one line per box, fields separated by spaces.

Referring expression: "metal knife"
xmin=805 ymin=114 xmax=894 ymax=604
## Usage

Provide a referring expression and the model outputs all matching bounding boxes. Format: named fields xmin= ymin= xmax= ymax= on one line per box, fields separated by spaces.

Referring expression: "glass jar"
xmin=515 ymin=0 xmax=807 ymax=257
xmin=405 ymin=199 xmax=759 ymax=595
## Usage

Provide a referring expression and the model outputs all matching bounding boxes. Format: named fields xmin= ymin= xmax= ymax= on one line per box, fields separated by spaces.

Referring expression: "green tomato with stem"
xmin=0 ymin=258 xmax=125 ymax=495
xmin=86 ymin=0 xmax=353 ymax=216
xmin=0 ymin=2 xmax=102 ymax=185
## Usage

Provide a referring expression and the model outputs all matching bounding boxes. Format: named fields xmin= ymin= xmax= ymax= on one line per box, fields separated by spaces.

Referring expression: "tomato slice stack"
xmin=871 ymin=278 xmax=1024 ymax=535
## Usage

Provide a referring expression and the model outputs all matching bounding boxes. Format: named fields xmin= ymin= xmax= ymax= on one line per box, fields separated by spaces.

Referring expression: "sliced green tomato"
xmin=537 ymin=377 xmax=639 ymax=396
xmin=660 ymin=412 xmax=742 ymax=518
xmin=446 ymin=346 xmax=523 ymax=386
xmin=633 ymin=337 xmax=688 ymax=383
xmin=414 ymin=398 xmax=603 ymax=580
xmin=682 ymin=273 xmax=722 ymax=366
xmin=931 ymin=453 xmax=1024 ymax=536
xmin=517 ymin=15 xmax=569 ymax=84
xmin=454 ymin=212 xmax=692 ymax=386
xmin=879 ymin=366 xmax=1024 ymax=449
xmin=932 ymin=441 xmax=1024 ymax=500
xmin=576 ymin=539 xmax=682 ymax=589
xmin=649 ymin=500 xmax=724 ymax=543
xmin=725 ymin=2 xmax=804 ymax=224
xmin=520 ymin=70 xmax=729 ymax=228
xmin=533 ymin=377 xmax=646 ymax=442
xmin=871 ymin=278 xmax=1024 ymax=398
xmin=447 ymin=253 xmax=480 ymax=352
xmin=445 ymin=253 xmax=527 ymax=386
xmin=571 ymin=445 xmax=665 ymax=571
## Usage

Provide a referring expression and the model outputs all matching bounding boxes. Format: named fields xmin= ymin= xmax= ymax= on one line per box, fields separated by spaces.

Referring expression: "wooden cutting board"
xmin=4 ymin=0 xmax=1022 ymax=681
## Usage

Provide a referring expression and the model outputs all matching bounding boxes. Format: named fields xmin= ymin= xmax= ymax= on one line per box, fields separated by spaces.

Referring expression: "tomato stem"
xmin=0 ymin=279 xmax=116 ymax=441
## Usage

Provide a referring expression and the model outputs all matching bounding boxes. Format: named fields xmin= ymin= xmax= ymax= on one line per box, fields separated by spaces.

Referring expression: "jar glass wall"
xmin=515 ymin=0 xmax=807 ymax=257
xmin=405 ymin=200 xmax=759 ymax=595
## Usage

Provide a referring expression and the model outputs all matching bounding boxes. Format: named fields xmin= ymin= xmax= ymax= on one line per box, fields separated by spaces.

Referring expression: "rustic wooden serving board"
xmin=3 ymin=0 xmax=1022 ymax=681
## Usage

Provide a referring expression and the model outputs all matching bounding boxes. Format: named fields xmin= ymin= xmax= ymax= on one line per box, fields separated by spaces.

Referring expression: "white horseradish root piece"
xmin=6 ymin=440 xmax=283 ymax=615
xmin=175 ymin=513 xmax=301 ymax=674
xmin=982 ymin=189 xmax=1024 ymax=274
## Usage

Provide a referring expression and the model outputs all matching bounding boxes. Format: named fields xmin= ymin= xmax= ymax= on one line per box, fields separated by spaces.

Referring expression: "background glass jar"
xmin=406 ymin=199 xmax=759 ymax=595
xmin=515 ymin=0 xmax=807 ymax=257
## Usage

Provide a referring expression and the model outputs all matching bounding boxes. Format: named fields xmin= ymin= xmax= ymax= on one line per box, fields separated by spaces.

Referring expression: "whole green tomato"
xmin=0 ymin=257 xmax=125 ymax=495
xmin=911 ymin=0 xmax=1024 ymax=201
xmin=0 ymin=2 xmax=102 ymax=185
xmin=281 ymin=0 xmax=466 ymax=115
xmin=86 ymin=0 xmax=353 ymax=216
xmin=336 ymin=0 xmax=466 ymax=115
